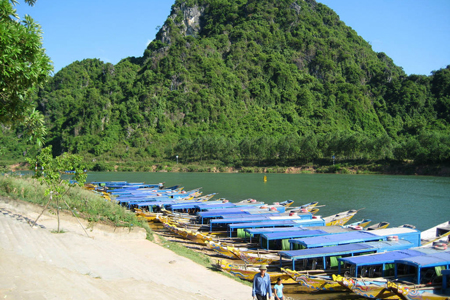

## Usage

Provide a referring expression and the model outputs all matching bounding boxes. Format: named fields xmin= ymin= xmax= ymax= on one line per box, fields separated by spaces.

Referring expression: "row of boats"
xmin=85 ymin=180 xmax=450 ymax=300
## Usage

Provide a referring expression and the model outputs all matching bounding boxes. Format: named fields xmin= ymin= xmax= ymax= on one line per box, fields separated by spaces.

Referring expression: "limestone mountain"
xmin=4 ymin=0 xmax=449 ymax=166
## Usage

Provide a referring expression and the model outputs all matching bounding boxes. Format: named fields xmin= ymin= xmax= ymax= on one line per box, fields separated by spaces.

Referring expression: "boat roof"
xmin=244 ymin=224 xmax=348 ymax=235
xmin=289 ymin=231 xmax=383 ymax=247
xmin=364 ymin=228 xmax=419 ymax=236
xmin=210 ymin=215 xmax=308 ymax=225
xmin=289 ymin=228 xmax=419 ymax=248
xmin=166 ymin=201 xmax=222 ymax=209
xmin=245 ymin=226 xmax=314 ymax=235
xmin=262 ymin=230 xmax=331 ymax=240
xmin=194 ymin=203 xmax=258 ymax=210
xmin=280 ymin=240 xmax=414 ymax=260
xmin=395 ymin=251 xmax=450 ymax=268
xmin=198 ymin=209 xmax=279 ymax=218
xmin=338 ymin=248 xmax=429 ymax=266
xmin=135 ymin=200 xmax=204 ymax=207
xmin=229 ymin=219 xmax=324 ymax=230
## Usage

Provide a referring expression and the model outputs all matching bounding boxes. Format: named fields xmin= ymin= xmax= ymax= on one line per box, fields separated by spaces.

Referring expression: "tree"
xmin=23 ymin=108 xmax=46 ymax=147
xmin=27 ymin=146 xmax=88 ymax=233
xmin=0 ymin=0 xmax=53 ymax=124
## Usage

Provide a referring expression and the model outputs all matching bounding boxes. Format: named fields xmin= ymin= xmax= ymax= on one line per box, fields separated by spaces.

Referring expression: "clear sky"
xmin=15 ymin=0 xmax=450 ymax=76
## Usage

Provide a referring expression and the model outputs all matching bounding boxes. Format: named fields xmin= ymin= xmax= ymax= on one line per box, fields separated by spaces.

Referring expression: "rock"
xmin=159 ymin=3 xmax=205 ymax=45
xmin=290 ymin=2 xmax=301 ymax=14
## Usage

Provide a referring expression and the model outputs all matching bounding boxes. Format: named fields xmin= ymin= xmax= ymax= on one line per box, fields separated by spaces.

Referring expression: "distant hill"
xmin=3 ymin=0 xmax=449 ymax=168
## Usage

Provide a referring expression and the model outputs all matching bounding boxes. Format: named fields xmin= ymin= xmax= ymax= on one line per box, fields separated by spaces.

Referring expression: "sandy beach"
xmin=0 ymin=197 xmax=251 ymax=300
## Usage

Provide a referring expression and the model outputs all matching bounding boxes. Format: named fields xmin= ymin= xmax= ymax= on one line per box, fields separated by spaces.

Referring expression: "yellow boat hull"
xmin=294 ymin=274 xmax=347 ymax=292
xmin=326 ymin=215 xmax=355 ymax=226
xmin=206 ymin=241 xmax=239 ymax=259
xmin=218 ymin=260 xmax=294 ymax=283
xmin=239 ymin=251 xmax=279 ymax=265
xmin=333 ymin=275 xmax=398 ymax=299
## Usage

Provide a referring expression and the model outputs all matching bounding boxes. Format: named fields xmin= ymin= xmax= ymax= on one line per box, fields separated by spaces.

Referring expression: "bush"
xmin=0 ymin=174 xmax=153 ymax=237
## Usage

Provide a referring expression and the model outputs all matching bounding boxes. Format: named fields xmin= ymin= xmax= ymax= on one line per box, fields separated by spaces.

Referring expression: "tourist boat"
xmin=228 ymin=218 xmax=326 ymax=238
xmin=90 ymin=181 xmax=155 ymax=189
xmin=387 ymin=269 xmax=450 ymax=300
xmin=244 ymin=225 xmax=329 ymax=243
xmin=232 ymin=227 xmax=410 ymax=264
xmin=205 ymin=241 xmax=248 ymax=259
xmin=110 ymin=185 xmax=181 ymax=195
xmin=259 ymin=226 xmax=355 ymax=250
xmin=195 ymin=201 xmax=317 ymax=226
xmin=278 ymin=240 xmax=416 ymax=293
xmin=323 ymin=209 xmax=360 ymax=226
xmin=131 ymin=196 xmax=221 ymax=215
xmin=280 ymin=240 xmax=416 ymax=272
xmin=282 ymin=267 xmax=347 ymax=292
xmin=366 ymin=221 xmax=390 ymax=230
xmin=215 ymin=227 xmax=420 ymax=265
xmin=184 ymin=229 xmax=214 ymax=244
xmin=217 ymin=260 xmax=295 ymax=283
xmin=333 ymin=247 xmax=450 ymax=299
xmin=239 ymin=249 xmax=281 ymax=265
xmin=421 ymin=221 xmax=450 ymax=247
xmin=385 ymin=250 xmax=450 ymax=300
xmin=343 ymin=219 xmax=372 ymax=229
xmin=161 ymin=219 xmax=216 ymax=244
xmin=207 ymin=211 xmax=315 ymax=232
xmin=135 ymin=208 xmax=160 ymax=222
xmin=288 ymin=227 xmax=421 ymax=250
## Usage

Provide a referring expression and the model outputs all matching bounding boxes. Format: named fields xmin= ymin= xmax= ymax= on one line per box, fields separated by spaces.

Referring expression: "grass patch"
xmin=0 ymin=174 xmax=154 ymax=239
xmin=156 ymin=234 xmax=252 ymax=286
xmin=158 ymin=235 xmax=212 ymax=268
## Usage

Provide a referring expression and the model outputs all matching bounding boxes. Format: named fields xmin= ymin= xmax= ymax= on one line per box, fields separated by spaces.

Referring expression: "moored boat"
xmin=333 ymin=247 xmax=450 ymax=299
xmin=217 ymin=260 xmax=295 ymax=283
xmin=323 ymin=209 xmax=360 ymax=226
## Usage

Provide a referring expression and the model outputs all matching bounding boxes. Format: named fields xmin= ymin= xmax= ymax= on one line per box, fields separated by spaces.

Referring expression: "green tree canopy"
xmin=0 ymin=0 xmax=52 ymax=124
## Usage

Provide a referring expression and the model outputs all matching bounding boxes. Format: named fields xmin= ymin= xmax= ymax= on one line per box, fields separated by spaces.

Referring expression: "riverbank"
xmin=0 ymin=196 xmax=251 ymax=299
xmin=5 ymin=160 xmax=450 ymax=176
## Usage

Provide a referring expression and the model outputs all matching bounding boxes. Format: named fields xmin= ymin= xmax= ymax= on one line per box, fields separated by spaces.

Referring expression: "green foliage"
xmin=28 ymin=146 xmax=87 ymax=194
xmin=0 ymin=0 xmax=52 ymax=124
xmin=26 ymin=146 xmax=87 ymax=232
xmin=0 ymin=174 xmax=153 ymax=237
xmin=3 ymin=0 xmax=450 ymax=168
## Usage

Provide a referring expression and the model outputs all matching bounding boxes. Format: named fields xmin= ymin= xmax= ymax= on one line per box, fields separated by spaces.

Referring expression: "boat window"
xmin=421 ymin=267 xmax=438 ymax=284
xmin=384 ymin=263 xmax=395 ymax=277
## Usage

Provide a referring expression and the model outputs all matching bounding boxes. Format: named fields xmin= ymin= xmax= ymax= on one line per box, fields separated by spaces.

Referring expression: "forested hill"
xmin=4 ymin=0 xmax=450 ymax=168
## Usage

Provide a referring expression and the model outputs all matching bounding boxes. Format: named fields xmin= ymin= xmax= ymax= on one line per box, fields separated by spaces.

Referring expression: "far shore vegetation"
xmin=2 ymin=158 xmax=450 ymax=176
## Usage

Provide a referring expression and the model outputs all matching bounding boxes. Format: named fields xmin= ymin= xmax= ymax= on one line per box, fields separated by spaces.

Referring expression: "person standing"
xmin=252 ymin=265 xmax=272 ymax=300
xmin=273 ymin=277 xmax=284 ymax=300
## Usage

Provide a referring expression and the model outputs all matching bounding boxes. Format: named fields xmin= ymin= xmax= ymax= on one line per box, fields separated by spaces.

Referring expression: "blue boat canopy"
xmin=262 ymin=229 xmax=330 ymax=240
xmin=279 ymin=240 xmax=415 ymax=270
xmin=395 ymin=251 xmax=450 ymax=268
xmin=228 ymin=220 xmax=325 ymax=238
xmin=289 ymin=228 xmax=420 ymax=248
xmin=280 ymin=243 xmax=375 ymax=259
xmin=245 ymin=226 xmax=309 ymax=236
xmin=231 ymin=220 xmax=324 ymax=231
xmin=289 ymin=231 xmax=380 ymax=248
xmin=338 ymin=248 xmax=427 ymax=266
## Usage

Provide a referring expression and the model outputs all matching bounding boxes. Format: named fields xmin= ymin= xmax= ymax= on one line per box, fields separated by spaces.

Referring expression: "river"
xmin=87 ymin=172 xmax=450 ymax=299
xmin=87 ymin=172 xmax=450 ymax=231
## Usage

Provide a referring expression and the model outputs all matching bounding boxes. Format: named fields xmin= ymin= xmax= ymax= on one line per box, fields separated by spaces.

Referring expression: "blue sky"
xmin=16 ymin=0 xmax=450 ymax=76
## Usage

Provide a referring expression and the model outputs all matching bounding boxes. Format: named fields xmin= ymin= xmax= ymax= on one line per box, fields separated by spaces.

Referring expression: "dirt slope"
xmin=0 ymin=197 xmax=250 ymax=300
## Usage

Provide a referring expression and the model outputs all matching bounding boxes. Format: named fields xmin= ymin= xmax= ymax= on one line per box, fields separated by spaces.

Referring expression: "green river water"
xmin=86 ymin=172 xmax=450 ymax=299
xmin=87 ymin=172 xmax=450 ymax=231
